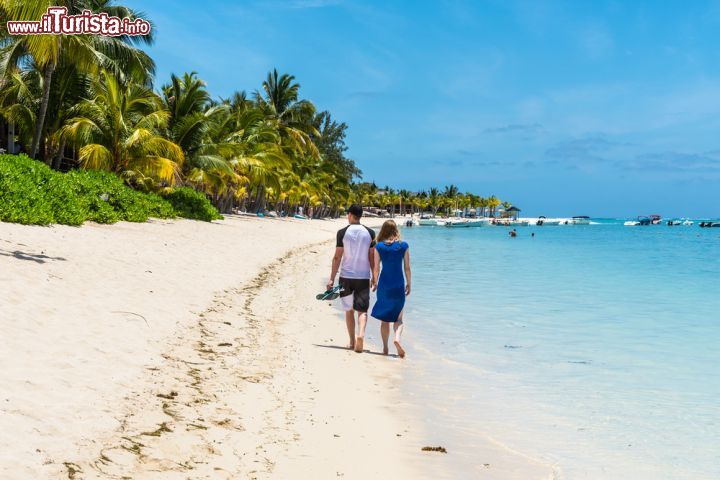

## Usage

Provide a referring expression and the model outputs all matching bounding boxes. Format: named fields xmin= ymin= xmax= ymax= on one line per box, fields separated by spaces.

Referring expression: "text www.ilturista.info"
xmin=7 ymin=7 xmax=150 ymax=36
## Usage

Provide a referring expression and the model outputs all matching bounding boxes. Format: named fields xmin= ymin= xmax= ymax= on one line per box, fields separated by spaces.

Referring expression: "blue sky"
xmin=126 ymin=0 xmax=720 ymax=217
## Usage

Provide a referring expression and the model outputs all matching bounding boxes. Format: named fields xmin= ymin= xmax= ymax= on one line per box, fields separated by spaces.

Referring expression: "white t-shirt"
xmin=336 ymin=224 xmax=376 ymax=279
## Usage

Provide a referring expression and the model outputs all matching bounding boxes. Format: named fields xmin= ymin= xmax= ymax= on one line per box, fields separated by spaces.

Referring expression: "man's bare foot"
xmin=354 ymin=337 xmax=364 ymax=353
xmin=383 ymin=346 xmax=389 ymax=355
xmin=394 ymin=340 xmax=406 ymax=358
xmin=347 ymin=341 xmax=355 ymax=350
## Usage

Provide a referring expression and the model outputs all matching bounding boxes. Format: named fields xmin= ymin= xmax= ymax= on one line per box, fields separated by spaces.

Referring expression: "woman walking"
xmin=371 ymin=220 xmax=411 ymax=358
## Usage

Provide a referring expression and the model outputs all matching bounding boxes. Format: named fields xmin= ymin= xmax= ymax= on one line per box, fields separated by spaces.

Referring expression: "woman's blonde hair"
xmin=377 ymin=219 xmax=401 ymax=243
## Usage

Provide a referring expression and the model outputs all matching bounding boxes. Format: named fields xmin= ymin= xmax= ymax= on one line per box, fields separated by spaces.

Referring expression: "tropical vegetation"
xmin=0 ymin=0 xmax=509 ymax=224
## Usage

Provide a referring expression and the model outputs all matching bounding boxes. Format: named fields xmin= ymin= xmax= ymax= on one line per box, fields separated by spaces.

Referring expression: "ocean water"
xmin=399 ymin=221 xmax=720 ymax=479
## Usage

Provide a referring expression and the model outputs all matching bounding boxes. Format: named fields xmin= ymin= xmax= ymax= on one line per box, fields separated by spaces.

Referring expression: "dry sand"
xmin=0 ymin=215 xmax=555 ymax=479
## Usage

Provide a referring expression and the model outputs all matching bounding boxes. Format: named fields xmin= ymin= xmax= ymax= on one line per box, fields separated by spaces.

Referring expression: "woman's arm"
xmin=403 ymin=248 xmax=412 ymax=296
xmin=371 ymin=247 xmax=380 ymax=291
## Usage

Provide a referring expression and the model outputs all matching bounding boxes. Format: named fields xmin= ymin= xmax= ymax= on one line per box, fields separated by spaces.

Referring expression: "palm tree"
xmin=255 ymin=68 xmax=319 ymax=158
xmin=59 ymin=70 xmax=183 ymax=186
xmin=398 ymin=189 xmax=411 ymax=216
xmin=487 ymin=195 xmax=501 ymax=217
xmin=161 ymin=72 xmax=240 ymax=199
xmin=0 ymin=66 xmax=38 ymax=149
xmin=477 ymin=196 xmax=489 ymax=217
xmin=443 ymin=184 xmax=459 ymax=216
xmin=0 ymin=0 xmax=154 ymax=161
xmin=428 ymin=187 xmax=440 ymax=215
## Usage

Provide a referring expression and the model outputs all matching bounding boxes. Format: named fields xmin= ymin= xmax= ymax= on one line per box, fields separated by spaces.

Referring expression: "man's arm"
xmin=328 ymin=247 xmax=343 ymax=290
xmin=368 ymin=227 xmax=377 ymax=289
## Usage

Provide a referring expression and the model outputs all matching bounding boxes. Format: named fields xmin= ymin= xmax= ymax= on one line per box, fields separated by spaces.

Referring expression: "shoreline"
xmin=1 ymin=215 xmax=550 ymax=479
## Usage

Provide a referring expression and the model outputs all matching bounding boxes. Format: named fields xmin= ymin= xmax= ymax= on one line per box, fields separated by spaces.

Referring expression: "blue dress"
xmin=371 ymin=241 xmax=408 ymax=322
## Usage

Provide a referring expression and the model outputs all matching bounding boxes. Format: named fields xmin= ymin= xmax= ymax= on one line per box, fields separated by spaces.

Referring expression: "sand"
xmin=0 ymin=215 xmax=555 ymax=479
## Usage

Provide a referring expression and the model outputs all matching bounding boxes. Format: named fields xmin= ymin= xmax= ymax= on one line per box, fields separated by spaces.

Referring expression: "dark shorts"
xmin=339 ymin=277 xmax=370 ymax=312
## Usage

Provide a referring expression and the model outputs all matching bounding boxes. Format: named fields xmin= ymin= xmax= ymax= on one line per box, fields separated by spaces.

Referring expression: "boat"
xmin=445 ymin=218 xmax=472 ymax=228
xmin=667 ymin=219 xmax=682 ymax=226
xmin=682 ymin=219 xmax=694 ymax=226
xmin=418 ymin=218 xmax=439 ymax=226
xmin=628 ymin=215 xmax=662 ymax=226
xmin=536 ymin=216 xmax=561 ymax=226
xmin=468 ymin=218 xmax=491 ymax=227
xmin=570 ymin=216 xmax=591 ymax=225
xmin=418 ymin=213 xmax=439 ymax=226
xmin=624 ymin=220 xmax=640 ymax=226
xmin=509 ymin=220 xmax=530 ymax=227
xmin=699 ymin=221 xmax=720 ymax=228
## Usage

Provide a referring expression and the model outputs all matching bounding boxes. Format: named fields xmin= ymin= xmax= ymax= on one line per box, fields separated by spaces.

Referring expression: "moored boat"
xmin=571 ymin=216 xmax=591 ymax=225
xmin=418 ymin=218 xmax=438 ymax=226
xmin=509 ymin=219 xmax=529 ymax=227
xmin=536 ymin=216 xmax=561 ymax=226
xmin=445 ymin=218 xmax=472 ymax=228
xmin=468 ymin=218 xmax=491 ymax=227
xmin=418 ymin=213 xmax=440 ymax=226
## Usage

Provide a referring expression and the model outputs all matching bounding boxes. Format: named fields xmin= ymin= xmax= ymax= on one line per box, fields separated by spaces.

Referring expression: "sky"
xmin=125 ymin=0 xmax=720 ymax=217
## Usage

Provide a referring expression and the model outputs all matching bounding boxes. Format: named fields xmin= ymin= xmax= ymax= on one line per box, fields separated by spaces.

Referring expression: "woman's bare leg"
xmin=380 ymin=321 xmax=390 ymax=355
xmin=393 ymin=311 xmax=406 ymax=358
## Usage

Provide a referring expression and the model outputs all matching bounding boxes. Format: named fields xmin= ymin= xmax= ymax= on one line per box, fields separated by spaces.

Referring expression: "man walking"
xmin=327 ymin=204 xmax=376 ymax=353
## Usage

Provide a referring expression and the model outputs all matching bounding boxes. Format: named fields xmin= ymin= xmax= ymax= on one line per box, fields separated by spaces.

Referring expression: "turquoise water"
xmin=400 ymin=222 xmax=720 ymax=479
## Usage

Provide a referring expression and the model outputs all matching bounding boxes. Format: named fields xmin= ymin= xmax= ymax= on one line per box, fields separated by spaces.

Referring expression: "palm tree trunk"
xmin=52 ymin=139 xmax=66 ymax=170
xmin=31 ymin=62 xmax=56 ymax=161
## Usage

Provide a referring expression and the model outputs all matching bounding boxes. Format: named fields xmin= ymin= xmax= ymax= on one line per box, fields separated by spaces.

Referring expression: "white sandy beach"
xmin=0 ymin=215 xmax=554 ymax=479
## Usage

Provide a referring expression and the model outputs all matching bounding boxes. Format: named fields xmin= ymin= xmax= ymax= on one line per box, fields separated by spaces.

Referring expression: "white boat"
xmin=536 ymin=216 xmax=561 ymax=226
xmin=668 ymin=218 xmax=694 ymax=226
xmin=624 ymin=220 xmax=640 ymax=226
xmin=468 ymin=218 xmax=491 ymax=227
xmin=418 ymin=218 xmax=439 ymax=226
xmin=509 ymin=220 xmax=529 ymax=227
xmin=445 ymin=218 xmax=472 ymax=228
xmin=571 ymin=216 xmax=591 ymax=225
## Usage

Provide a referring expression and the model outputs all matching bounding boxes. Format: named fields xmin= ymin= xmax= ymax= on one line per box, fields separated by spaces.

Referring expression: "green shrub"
xmin=0 ymin=153 xmax=85 ymax=225
xmin=64 ymin=169 xmax=176 ymax=223
xmin=0 ymin=154 xmax=217 ymax=226
xmin=162 ymin=186 xmax=222 ymax=222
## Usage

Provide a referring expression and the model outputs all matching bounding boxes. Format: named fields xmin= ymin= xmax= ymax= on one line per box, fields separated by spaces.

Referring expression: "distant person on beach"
xmin=371 ymin=220 xmax=411 ymax=358
xmin=328 ymin=204 xmax=376 ymax=353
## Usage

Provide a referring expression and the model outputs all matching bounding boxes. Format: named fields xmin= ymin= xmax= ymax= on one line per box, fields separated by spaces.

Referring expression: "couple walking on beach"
xmin=327 ymin=204 xmax=411 ymax=357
